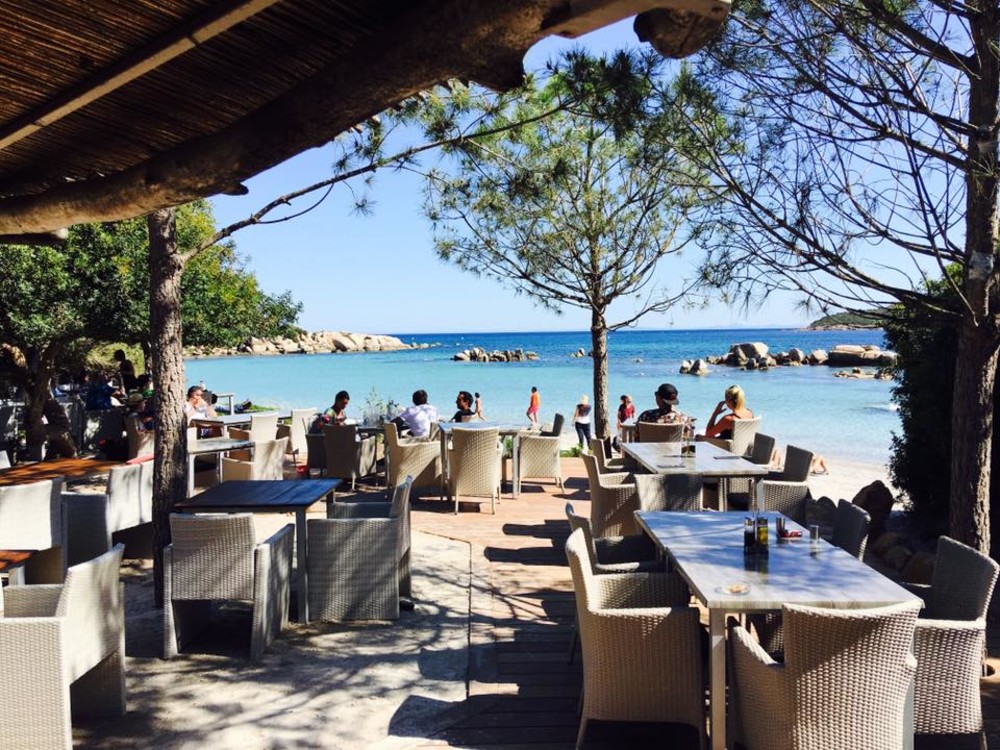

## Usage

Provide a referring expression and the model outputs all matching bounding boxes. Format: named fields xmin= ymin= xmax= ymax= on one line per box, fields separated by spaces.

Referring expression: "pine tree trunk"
xmin=590 ymin=310 xmax=609 ymax=440
xmin=148 ymin=208 xmax=187 ymax=603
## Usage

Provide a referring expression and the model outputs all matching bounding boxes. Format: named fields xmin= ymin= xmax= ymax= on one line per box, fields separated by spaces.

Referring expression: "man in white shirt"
xmin=397 ymin=389 xmax=439 ymax=438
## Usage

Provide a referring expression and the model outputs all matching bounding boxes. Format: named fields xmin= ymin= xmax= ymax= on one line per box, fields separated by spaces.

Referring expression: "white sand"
xmin=806 ymin=455 xmax=895 ymax=503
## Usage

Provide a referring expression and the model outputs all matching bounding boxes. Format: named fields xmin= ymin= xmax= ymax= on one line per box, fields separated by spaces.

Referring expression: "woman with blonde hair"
xmin=704 ymin=384 xmax=754 ymax=440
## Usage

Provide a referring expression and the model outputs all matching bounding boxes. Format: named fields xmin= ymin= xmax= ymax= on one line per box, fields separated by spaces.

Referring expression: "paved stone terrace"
xmin=407 ymin=456 xmax=1000 ymax=750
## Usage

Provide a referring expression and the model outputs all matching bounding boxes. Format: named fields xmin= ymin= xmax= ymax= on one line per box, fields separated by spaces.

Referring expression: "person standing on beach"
xmin=617 ymin=394 xmax=635 ymax=432
xmin=113 ymin=349 xmax=138 ymax=392
xmin=637 ymin=383 xmax=685 ymax=425
xmin=572 ymin=395 xmax=592 ymax=449
xmin=526 ymin=386 xmax=541 ymax=426
xmin=474 ymin=392 xmax=484 ymax=420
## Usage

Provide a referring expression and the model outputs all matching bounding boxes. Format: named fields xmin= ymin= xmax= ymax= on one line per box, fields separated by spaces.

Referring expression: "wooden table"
xmin=437 ymin=421 xmax=528 ymax=497
xmin=174 ymin=478 xmax=340 ymax=623
xmin=635 ymin=510 xmax=921 ymax=750
xmin=187 ymin=437 xmax=253 ymax=496
xmin=622 ymin=440 xmax=768 ymax=510
xmin=0 ymin=457 xmax=122 ymax=486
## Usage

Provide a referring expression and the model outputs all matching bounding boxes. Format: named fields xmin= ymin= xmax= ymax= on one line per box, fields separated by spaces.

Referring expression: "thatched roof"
xmin=0 ymin=0 xmax=729 ymax=237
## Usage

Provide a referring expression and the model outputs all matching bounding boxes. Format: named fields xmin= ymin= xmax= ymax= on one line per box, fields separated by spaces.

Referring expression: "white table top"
xmin=622 ymin=440 xmax=769 ymax=478
xmin=635 ymin=511 xmax=921 ymax=611
xmin=192 ymin=410 xmax=289 ymax=427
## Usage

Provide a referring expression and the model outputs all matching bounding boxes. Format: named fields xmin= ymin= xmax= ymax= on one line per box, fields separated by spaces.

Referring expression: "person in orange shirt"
xmin=526 ymin=386 xmax=540 ymax=426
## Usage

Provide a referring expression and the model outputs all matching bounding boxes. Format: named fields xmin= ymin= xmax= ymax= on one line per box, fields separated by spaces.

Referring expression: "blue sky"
xmin=209 ymin=19 xmax=816 ymax=335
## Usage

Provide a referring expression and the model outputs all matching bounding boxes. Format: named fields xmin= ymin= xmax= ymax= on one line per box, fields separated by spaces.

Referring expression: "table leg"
xmin=753 ymin=477 xmax=763 ymax=513
xmin=512 ymin=434 xmax=520 ymax=498
xmin=187 ymin=454 xmax=194 ymax=497
xmin=709 ymin=608 xmax=727 ymax=750
xmin=296 ymin=508 xmax=309 ymax=623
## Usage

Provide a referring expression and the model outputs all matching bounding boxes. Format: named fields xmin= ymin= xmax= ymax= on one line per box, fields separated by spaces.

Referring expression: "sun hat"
xmin=126 ymin=392 xmax=145 ymax=407
xmin=655 ymin=383 xmax=679 ymax=405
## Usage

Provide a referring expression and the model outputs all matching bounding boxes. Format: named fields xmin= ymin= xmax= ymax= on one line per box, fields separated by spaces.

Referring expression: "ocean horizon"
xmin=186 ymin=327 xmax=898 ymax=466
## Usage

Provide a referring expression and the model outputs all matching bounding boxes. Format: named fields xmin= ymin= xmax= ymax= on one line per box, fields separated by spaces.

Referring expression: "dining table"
xmin=0 ymin=456 xmax=122 ymax=486
xmin=634 ymin=510 xmax=922 ymax=750
xmin=187 ymin=437 xmax=253 ymax=496
xmin=621 ymin=440 xmax=768 ymax=510
xmin=173 ymin=478 xmax=341 ymax=623
xmin=436 ymin=421 xmax=530 ymax=497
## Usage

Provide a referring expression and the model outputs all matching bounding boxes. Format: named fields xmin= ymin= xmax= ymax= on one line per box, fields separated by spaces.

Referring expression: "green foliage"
xmin=808 ymin=310 xmax=883 ymax=329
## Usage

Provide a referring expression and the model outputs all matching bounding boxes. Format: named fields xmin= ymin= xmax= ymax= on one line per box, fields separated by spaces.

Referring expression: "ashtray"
xmin=779 ymin=529 xmax=803 ymax=539
xmin=717 ymin=583 xmax=751 ymax=596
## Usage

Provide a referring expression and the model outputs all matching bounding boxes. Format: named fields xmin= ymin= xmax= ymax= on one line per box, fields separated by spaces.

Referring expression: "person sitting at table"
xmin=310 ymin=390 xmax=350 ymax=433
xmin=184 ymin=385 xmax=217 ymax=424
xmin=703 ymin=384 xmax=755 ymax=440
xmin=636 ymin=383 xmax=685 ymax=425
xmin=396 ymin=389 xmax=439 ymax=438
xmin=451 ymin=390 xmax=477 ymax=422
xmin=126 ymin=392 xmax=155 ymax=430
xmin=43 ymin=396 xmax=77 ymax=458
xmin=84 ymin=370 xmax=124 ymax=410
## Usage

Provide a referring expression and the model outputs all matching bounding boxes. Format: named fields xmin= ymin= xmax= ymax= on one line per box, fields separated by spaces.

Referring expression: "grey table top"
xmin=188 ymin=437 xmax=253 ymax=456
xmin=438 ymin=421 xmax=530 ymax=435
xmin=622 ymin=440 xmax=769 ymax=477
xmin=635 ymin=511 xmax=921 ymax=611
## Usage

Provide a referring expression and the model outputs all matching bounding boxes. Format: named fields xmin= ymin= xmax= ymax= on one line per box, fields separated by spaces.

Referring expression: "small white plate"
xmin=718 ymin=583 xmax=751 ymax=596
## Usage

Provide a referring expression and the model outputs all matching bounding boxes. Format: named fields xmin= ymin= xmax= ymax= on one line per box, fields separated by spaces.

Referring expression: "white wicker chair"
xmin=581 ymin=453 xmax=638 ymax=537
xmin=220 ymin=436 xmax=288 ymax=481
xmin=0 ymin=477 xmax=65 ymax=583
xmin=636 ymin=421 xmax=684 ymax=443
xmin=730 ymin=600 xmax=920 ymax=750
xmin=322 ymin=425 xmax=378 ymax=490
xmin=124 ymin=413 xmax=155 ymax=459
xmin=228 ymin=411 xmax=279 ymax=442
xmin=701 ymin=416 xmax=761 ymax=456
xmin=276 ymin=407 xmax=314 ymax=460
xmin=384 ymin=421 xmax=442 ymax=498
xmin=306 ymin=476 xmax=413 ymax=621
xmin=904 ymin=536 xmax=1000 ymax=737
xmin=163 ymin=513 xmax=293 ymax=661
xmin=447 ymin=427 xmax=502 ymax=514
xmin=63 ymin=460 xmax=154 ymax=565
xmin=0 ymin=544 xmax=125 ymax=749
xmin=565 ymin=528 xmax=705 ymax=749
xmin=589 ymin=437 xmax=624 ymax=473
xmin=517 ymin=431 xmax=563 ymax=490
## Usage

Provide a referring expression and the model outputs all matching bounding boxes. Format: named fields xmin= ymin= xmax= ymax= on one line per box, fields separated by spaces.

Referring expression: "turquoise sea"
xmin=185 ymin=328 xmax=898 ymax=465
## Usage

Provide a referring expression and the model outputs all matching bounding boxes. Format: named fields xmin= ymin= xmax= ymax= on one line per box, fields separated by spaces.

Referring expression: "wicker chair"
xmin=540 ymin=412 xmax=565 ymax=437
xmin=276 ymin=407 xmax=315 ymax=460
xmin=447 ymin=426 xmax=502 ymax=514
xmin=163 ymin=513 xmax=293 ymax=661
xmin=565 ymin=528 xmax=706 ymax=749
xmin=220 ymin=436 xmax=288 ymax=481
xmin=730 ymin=600 xmax=920 ymax=750
xmin=384 ymin=421 xmax=442 ymax=498
xmin=758 ymin=444 xmax=814 ymax=522
xmin=831 ymin=500 xmax=870 ymax=559
xmin=0 ymin=544 xmax=125 ymax=749
xmin=636 ymin=421 xmax=684 ymax=443
xmin=124 ymin=413 xmax=155 ymax=459
xmin=590 ymin=437 xmax=624 ymax=473
xmin=306 ymin=476 xmax=413 ymax=621
xmin=517 ymin=431 xmax=563 ymax=490
xmin=321 ymin=425 xmax=377 ymax=490
xmin=64 ymin=460 xmax=154 ymax=565
xmin=904 ymin=536 xmax=1000 ymax=737
xmin=228 ymin=411 xmax=279 ymax=442
xmin=633 ymin=473 xmax=703 ymax=511
xmin=581 ymin=453 xmax=638 ymax=537
xmin=0 ymin=477 xmax=65 ymax=583
xmin=722 ymin=432 xmax=776 ymax=509
xmin=700 ymin=416 xmax=761 ymax=456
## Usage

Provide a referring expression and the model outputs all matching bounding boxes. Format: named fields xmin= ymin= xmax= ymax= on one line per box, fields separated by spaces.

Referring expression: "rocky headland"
xmin=452 ymin=347 xmax=539 ymax=363
xmin=186 ymin=331 xmax=429 ymax=358
xmin=679 ymin=341 xmax=896 ymax=378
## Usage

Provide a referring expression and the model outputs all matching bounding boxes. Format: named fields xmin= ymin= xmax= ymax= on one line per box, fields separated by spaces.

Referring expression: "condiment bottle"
xmin=755 ymin=516 xmax=769 ymax=555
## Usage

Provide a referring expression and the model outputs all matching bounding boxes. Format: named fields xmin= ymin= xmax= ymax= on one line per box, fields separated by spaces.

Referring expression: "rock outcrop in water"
xmin=452 ymin=347 xmax=539 ymax=363
xmin=687 ymin=341 xmax=897 ymax=374
xmin=186 ymin=331 xmax=428 ymax=357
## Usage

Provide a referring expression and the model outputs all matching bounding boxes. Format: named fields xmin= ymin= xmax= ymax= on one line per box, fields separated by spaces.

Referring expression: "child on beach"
xmin=526 ymin=386 xmax=540 ymax=426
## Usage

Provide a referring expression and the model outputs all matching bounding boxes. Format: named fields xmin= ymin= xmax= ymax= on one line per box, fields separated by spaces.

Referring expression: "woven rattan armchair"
xmin=756 ymin=444 xmax=814 ymax=522
xmin=904 ymin=536 xmax=1000 ymax=737
xmin=565 ymin=528 xmax=706 ymax=749
xmin=276 ymin=407 xmax=315 ymax=460
xmin=517 ymin=431 xmax=563 ymax=490
xmin=700 ymin=416 xmax=761 ymax=456
xmin=124 ymin=413 xmax=154 ymax=459
xmin=228 ymin=411 xmax=279 ymax=442
xmin=590 ymin=437 xmax=625 ymax=473
xmin=306 ymin=476 xmax=413 ymax=621
xmin=0 ymin=477 xmax=65 ymax=583
xmin=722 ymin=432 xmax=776 ymax=510
xmin=384 ymin=421 xmax=442 ymax=498
xmin=633 ymin=473 xmax=703 ymax=511
xmin=0 ymin=544 xmax=125 ymax=749
xmin=322 ymin=425 xmax=377 ymax=490
xmin=831 ymin=500 xmax=870 ymax=560
xmin=447 ymin=426 xmax=502 ymax=514
xmin=221 ymin=436 xmax=288 ymax=481
xmin=731 ymin=600 xmax=920 ymax=750
xmin=163 ymin=513 xmax=293 ymax=661
xmin=636 ymin=421 xmax=684 ymax=443
xmin=581 ymin=453 xmax=638 ymax=537
xmin=64 ymin=460 xmax=153 ymax=566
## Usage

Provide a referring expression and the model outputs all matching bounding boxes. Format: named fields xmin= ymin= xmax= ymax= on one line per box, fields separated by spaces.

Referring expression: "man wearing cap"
xmin=637 ymin=383 xmax=685 ymax=425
